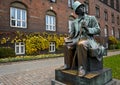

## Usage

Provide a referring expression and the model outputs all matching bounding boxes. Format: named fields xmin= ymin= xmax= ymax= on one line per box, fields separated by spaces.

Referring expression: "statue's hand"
xmin=64 ymin=37 xmax=69 ymax=42
xmin=81 ymin=21 xmax=88 ymax=32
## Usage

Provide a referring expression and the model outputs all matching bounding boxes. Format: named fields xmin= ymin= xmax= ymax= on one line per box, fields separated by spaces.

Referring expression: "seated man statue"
xmin=63 ymin=1 xmax=105 ymax=77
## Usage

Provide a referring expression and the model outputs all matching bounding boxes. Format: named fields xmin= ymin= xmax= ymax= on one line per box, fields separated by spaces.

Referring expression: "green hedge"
xmin=0 ymin=47 xmax=15 ymax=58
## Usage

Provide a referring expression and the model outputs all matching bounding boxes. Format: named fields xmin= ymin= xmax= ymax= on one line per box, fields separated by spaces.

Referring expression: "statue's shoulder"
xmin=85 ymin=14 xmax=95 ymax=19
xmin=85 ymin=15 xmax=96 ymax=22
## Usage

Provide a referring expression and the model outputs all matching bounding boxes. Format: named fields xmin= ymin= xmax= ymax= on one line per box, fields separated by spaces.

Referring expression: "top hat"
xmin=72 ymin=1 xmax=84 ymax=11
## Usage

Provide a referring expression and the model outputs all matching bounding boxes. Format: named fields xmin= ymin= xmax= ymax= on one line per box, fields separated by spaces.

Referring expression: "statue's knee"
xmin=78 ymin=41 xmax=84 ymax=46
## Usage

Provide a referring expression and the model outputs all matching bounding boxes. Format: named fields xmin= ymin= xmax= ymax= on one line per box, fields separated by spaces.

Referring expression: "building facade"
xmin=0 ymin=0 xmax=120 ymax=55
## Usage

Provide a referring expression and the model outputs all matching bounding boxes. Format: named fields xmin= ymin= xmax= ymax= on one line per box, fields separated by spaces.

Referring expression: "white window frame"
xmin=46 ymin=15 xmax=56 ymax=31
xmin=49 ymin=42 xmax=55 ymax=52
xmin=84 ymin=2 xmax=89 ymax=14
xmin=15 ymin=42 xmax=25 ymax=55
xmin=111 ymin=28 xmax=114 ymax=36
xmin=68 ymin=20 xmax=73 ymax=33
xmin=104 ymin=28 xmax=108 ymax=37
xmin=104 ymin=11 xmax=108 ymax=21
xmin=10 ymin=7 xmax=27 ymax=28
xmin=68 ymin=0 xmax=74 ymax=7
xmin=96 ymin=7 xmax=100 ymax=18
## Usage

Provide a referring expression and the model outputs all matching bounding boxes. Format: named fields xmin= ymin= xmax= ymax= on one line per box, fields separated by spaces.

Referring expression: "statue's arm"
xmin=87 ymin=16 xmax=100 ymax=35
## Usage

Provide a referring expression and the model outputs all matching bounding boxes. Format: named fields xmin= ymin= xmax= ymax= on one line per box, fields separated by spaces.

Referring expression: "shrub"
xmin=25 ymin=35 xmax=49 ymax=55
xmin=108 ymin=36 xmax=118 ymax=45
xmin=116 ymin=41 xmax=120 ymax=49
xmin=108 ymin=36 xmax=118 ymax=49
xmin=0 ymin=47 xmax=15 ymax=58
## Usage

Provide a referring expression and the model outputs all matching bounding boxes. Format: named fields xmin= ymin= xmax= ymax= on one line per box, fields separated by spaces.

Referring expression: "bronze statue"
xmin=63 ymin=1 xmax=105 ymax=77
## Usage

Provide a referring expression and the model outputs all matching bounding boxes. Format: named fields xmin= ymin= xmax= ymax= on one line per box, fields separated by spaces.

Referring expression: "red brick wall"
xmin=0 ymin=0 xmax=77 ymax=34
xmin=0 ymin=0 xmax=120 ymax=38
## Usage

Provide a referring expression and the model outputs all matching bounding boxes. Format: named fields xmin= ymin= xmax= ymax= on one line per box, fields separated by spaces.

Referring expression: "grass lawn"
xmin=103 ymin=54 xmax=120 ymax=79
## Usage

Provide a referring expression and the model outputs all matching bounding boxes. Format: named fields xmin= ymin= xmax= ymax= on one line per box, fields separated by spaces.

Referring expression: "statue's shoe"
xmin=78 ymin=70 xmax=86 ymax=77
xmin=78 ymin=67 xmax=86 ymax=77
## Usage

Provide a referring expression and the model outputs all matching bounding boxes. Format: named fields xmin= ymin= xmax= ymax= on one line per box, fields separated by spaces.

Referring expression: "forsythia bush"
xmin=0 ymin=31 xmax=65 ymax=55
xmin=25 ymin=33 xmax=65 ymax=55
xmin=108 ymin=36 xmax=119 ymax=49
xmin=108 ymin=36 xmax=118 ymax=45
xmin=26 ymin=35 xmax=49 ymax=55
xmin=0 ymin=37 xmax=10 ymax=44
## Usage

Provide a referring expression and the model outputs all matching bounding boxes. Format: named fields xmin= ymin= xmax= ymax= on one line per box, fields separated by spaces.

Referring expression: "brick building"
xmin=0 ymin=0 xmax=120 ymax=55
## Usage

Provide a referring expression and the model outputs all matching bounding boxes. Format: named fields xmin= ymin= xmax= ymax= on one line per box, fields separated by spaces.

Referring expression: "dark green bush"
xmin=0 ymin=47 xmax=15 ymax=58
xmin=116 ymin=41 xmax=120 ymax=49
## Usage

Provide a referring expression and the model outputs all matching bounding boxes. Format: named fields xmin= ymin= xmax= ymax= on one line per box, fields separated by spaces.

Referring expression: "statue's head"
xmin=72 ymin=1 xmax=85 ymax=16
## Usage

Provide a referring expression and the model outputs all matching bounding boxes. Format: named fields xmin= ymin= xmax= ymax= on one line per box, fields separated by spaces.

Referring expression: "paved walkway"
xmin=107 ymin=50 xmax=120 ymax=56
xmin=0 ymin=50 xmax=120 ymax=85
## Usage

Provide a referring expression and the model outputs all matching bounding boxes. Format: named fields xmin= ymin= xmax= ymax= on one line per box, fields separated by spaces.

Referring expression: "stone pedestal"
xmin=54 ymin=68 xmax=116 ymax=85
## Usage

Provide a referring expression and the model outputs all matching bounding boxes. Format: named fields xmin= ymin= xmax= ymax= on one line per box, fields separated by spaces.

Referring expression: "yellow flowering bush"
xmin=108 ymin=36 xmax=119 ymax=49
xmin=109 ymin=36 xmax=118 ymax=45
xmin=25 ymin=35 xmax=49 ymax=55
xmin=0 ymin=31 xmax=66 ymax=55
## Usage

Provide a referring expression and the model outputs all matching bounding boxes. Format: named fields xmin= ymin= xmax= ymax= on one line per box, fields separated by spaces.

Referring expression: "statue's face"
xmin=75 ymin=5 xmax=84 ymax=16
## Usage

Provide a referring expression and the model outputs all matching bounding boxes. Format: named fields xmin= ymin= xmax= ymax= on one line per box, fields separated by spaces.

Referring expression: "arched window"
xmin=10 ymin=2 xmax=27 ymax=28
xmin=45 ymin=10 xmax=56 ymax=31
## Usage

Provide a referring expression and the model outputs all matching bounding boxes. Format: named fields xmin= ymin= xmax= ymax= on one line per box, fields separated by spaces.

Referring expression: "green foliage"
xmin=0 ymin=47 xmax=15 ymax=58
xmin=103 ymin=54 xmax=120 ymax=79
xmin=116 ymin=41 xmax=120 ymax=49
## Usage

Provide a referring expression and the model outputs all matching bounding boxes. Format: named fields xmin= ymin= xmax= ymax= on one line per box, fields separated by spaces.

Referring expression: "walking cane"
xmin=71 ymin=50 xmax=77 ymax=69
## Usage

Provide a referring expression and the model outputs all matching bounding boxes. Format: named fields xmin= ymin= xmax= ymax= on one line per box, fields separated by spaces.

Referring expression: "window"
xmin=50 ymin=0 xmax=56 ymax=3
xmin=116 ymin=0 xmax=119 ymax=11
xmin=95 ymin=6 xmax=100 ymax=18
xmin=104 ymin=25 xmax=108 ymax=37
xmin=68 ymin=0 xmax=74 ymax=7
xmin=15 ymin=42 xmax=25 ymax=55
xmin=10 ymin=2 xmax=27 ymax=28
xmin=84 ymin=2 xmax=89 ymax=14
xmin=117 ymin=16 xmax=120 ymax=25
xmin=103 ymin=0 xmax=108 ymax=4
xmin=46 ymin=11 xmax=56 ymax=31
xmin=104 ymin=11 xmax=108 ymax=21
xmin=111 ymin=14 xmax=115 ymax=23
xmin=111 ymin=27 xmax=115 ymax=36
xmin=119 ymin=29 xmax=120 ymax=38
xmin=49 ymin=42 xmax=55 ymax=52
xmin=68 ymin=16 xmax=75 ymax=32
xmin=110 ymin=0 xmax=114 ymax=8
xmin=68 ymin=20 xmax=73 ymax=33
